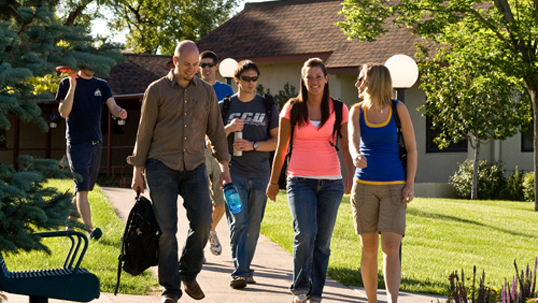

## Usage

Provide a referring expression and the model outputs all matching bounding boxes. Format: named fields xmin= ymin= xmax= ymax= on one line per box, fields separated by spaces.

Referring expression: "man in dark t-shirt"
xmin=219 ymin=60 xmax=279 ymax=289
xmin=56 ymin=68 xmax=127 ymax=240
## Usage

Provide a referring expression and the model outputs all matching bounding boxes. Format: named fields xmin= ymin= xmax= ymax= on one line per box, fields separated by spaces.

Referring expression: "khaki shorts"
xmin=204 ymin=147 xmax=224 ymax=206
xmin=350 ymin=182 xmax=407 ymax=236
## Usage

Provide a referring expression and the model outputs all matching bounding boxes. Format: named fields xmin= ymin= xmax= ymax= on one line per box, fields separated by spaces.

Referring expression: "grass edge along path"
xmin=3 ymin=179 xmax=159 ymax=295
xmin=260 ymin=190 xmax=538 ymax=296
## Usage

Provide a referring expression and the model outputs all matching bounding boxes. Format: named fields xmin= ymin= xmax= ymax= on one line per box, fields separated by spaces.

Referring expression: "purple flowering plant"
xmin=446 ymin=258 xmax=538 ymax=303
xmin=500 ymin=258 xmax=537 ymax=303
xmin=448 ymin=266 xmax=500 ymax=303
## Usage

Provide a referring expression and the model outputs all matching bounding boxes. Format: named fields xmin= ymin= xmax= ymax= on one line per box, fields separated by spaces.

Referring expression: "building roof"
xmin=196 ymin=0 xmax=423 ymax=73
xmin=106 ymin=54 xmax=173 ymax=96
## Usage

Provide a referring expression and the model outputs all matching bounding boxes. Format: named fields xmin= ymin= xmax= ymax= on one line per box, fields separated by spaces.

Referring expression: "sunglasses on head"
xmin=200 ymin=63 xmax=216 ymax=68
xmin=240 ymin=75 xmax=259 ymax=82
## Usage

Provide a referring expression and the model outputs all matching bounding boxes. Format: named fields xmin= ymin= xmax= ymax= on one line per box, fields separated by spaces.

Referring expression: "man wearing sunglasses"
xmin=198 ymin=50 xmax=234 ymax=258
xmin=219 ymin=60 xmax=279 ymax=289
xmin=199 ymin=51 xmax=234 ymax=101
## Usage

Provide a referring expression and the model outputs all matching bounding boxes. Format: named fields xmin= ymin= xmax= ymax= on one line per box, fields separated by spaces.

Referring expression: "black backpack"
xmin=114 ymin=189 xmax=161 ymax=295
xmin=221 ymin=93 xmax=275 ymax=135
xmin=391 ymin=99 xmax=408 ymax=174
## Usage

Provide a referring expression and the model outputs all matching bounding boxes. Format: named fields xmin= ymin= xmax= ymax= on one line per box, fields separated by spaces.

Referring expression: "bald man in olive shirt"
xmin=127 ymin=41 xmax=231 ymax=303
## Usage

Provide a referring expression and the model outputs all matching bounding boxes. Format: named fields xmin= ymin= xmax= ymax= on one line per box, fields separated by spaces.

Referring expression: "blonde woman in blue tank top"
xmin=348 ymin=63 xmax=417 ymax=303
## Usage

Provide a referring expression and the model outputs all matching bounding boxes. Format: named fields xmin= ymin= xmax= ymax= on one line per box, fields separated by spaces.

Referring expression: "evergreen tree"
xmin=0 ymin=0 xmax=123 ymax=253
xmin=0 ymin=156 xmax=75 ymax=254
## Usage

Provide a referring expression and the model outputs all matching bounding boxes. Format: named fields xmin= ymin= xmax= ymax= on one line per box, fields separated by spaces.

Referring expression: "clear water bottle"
xmin=233 ymin=131 xmax=243 ymax=156
xmin=223 ymin=183 xmax=243 ymax=214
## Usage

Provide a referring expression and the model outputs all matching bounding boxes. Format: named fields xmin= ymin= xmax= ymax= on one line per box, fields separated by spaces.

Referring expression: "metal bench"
xmin=0 ymin=231 xmax=100 ymax=303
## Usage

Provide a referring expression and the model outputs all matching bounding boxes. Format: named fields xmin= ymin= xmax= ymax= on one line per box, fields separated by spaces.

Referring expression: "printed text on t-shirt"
xmin=227 ymin=112 xmax=267 ymax=126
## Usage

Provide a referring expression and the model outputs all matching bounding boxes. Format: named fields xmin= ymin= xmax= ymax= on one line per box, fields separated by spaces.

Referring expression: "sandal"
xmin=229 ymin=276 xmax=246 ymax=289
xmin=246 ymin=276 xmax=256 ymax=284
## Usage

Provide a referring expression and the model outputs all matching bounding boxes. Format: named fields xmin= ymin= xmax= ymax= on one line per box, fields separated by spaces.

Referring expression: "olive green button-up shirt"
xmin=127 ymin=71 xmax=230 ymax=171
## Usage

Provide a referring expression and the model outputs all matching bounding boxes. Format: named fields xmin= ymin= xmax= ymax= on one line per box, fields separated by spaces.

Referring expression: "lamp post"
xmin=384 ymin=54 xmax=418 ymax=264
xmin=384 ymin=54 xmax=419 ymax=103
xmin=219 ymin=58 xmax=238 ymax=86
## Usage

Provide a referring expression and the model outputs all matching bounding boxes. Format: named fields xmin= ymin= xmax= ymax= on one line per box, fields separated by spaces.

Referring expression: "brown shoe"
xmin=230 ymin=276 xmax=247 ymax=289
xmin=183 ymin=280 xmax=205 ymax=300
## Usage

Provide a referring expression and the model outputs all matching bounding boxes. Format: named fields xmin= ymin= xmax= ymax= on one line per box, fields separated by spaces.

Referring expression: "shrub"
xmin=501 ymin=167 xmax=525 ymax=201
xmin=523 ymin=172 xmax=535 ymax=202
xmin=256 ymin=82 xmax=298 ymax=109
xmin=450 ymin=160 xmax=506 ymax=200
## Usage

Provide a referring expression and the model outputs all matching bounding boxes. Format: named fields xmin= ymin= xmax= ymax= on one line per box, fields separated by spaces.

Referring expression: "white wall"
xmin=500 ymin=135 xmax=533 ymax=174
xmin=257 ymin=61 xmax=304 ymax=97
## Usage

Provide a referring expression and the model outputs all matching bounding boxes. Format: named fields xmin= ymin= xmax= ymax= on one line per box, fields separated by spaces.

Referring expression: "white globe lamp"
xmin=384 ymin=54 xmax=419 ymax=102
xmin=219 ymin=58 xmax=238 ymax=85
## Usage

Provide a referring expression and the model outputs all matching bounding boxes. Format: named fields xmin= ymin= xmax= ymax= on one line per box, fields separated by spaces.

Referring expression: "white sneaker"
xmin=209 ymin=231 xmax=222 ymax=255
xmin=293 ymin=294 xmax=308 ymax=303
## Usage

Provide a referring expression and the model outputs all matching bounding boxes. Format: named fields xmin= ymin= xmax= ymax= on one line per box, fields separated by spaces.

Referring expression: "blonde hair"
xmin=360 ymin=63 xmax=394 ymax=108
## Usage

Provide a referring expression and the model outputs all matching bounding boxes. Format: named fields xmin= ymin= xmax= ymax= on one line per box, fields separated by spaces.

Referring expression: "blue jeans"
xmin=226 ymin=173 xmax=270 ymax=279
xmin=145 ymin=159 xmax=212 ymax=300
xmin=287 ymin=177 xmax=344 ymax=301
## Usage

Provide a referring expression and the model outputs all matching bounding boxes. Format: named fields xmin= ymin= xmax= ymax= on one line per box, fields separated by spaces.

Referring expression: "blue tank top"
xmin=354 ymin=101 xmax=405 ymax=184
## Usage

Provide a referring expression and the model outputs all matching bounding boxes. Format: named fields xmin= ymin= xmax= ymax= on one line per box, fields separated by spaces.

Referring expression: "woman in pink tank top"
xmin=266 ymin=58 xmax=354 ymax=303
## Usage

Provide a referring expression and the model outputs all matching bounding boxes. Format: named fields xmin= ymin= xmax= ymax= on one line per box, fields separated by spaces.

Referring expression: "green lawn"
xmin=5 ymin=181 xmax=537 ymax=297
xmin=260 ymin=191 xmax=538 ymax=296
xmin=2 ymin=179 xmax=159 ymax=295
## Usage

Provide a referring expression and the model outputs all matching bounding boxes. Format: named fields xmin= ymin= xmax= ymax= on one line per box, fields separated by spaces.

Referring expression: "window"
xmin=522 ymin=122 xmax=533 ymax=152
xmin=426 ymin=116 xmax=468 ymax=153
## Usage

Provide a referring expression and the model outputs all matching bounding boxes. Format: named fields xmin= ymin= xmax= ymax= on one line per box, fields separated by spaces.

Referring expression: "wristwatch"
xmin=253 ymin=142 xmax=258 ymax=151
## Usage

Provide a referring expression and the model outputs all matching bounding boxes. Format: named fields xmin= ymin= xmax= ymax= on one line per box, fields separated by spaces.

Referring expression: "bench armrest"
xmin=34 ymin=231 xmax=89 ymax=269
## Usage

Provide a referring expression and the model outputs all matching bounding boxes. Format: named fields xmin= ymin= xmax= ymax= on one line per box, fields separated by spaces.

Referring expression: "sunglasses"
xmin=200 ymin=63 xmax=216 ymax=68
xmin=240 ymin=75 xmax=259 ymax=82
xmin=356 ymin=76 xmax=367 ymax=85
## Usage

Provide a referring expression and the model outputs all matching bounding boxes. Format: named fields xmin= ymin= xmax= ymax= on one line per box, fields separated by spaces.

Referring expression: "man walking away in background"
xmin=56 ymin=67 xmax=127 ymax=241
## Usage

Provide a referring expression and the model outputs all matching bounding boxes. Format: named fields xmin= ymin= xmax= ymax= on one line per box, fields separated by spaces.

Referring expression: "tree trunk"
xmin=521 ymin=75 xmax=538 ymax=210
xmin=471 ymin=139 xmax=480 ymax=200
xmin=529 ymin=84 xmax=538 ymax=210
xmin=63 ymin=2 xmax=91 ymax=27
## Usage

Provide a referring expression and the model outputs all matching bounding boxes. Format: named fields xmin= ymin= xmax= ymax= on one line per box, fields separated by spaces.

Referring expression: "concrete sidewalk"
xmin=3 ymin=186 xmax=445 ymax=303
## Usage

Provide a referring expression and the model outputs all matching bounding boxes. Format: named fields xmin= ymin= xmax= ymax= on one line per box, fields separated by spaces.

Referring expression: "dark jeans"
xmin=225 ymin=173 xmax=270 ymax=279
xmin=145 ymin=159 xmax=212 ymax=300
xmin=286 ymin=177 xmax=344 ymax=302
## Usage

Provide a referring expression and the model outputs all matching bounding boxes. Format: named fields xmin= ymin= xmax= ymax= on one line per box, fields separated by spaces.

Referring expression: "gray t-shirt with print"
xmin=219 ymin=94 xmax=279 ymax=178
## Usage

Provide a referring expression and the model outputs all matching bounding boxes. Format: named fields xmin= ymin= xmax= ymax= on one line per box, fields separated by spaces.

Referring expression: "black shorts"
xmin=67 ymin=142 xmax=102 ymax=193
